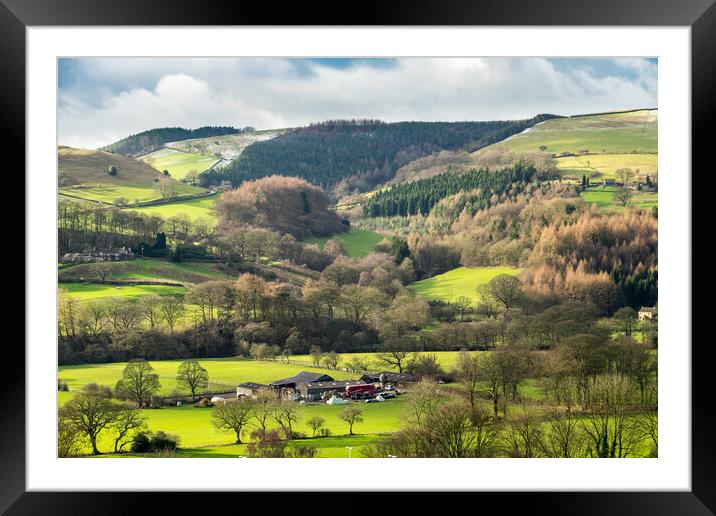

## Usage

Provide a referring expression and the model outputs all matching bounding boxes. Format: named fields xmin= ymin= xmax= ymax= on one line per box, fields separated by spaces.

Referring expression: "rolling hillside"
xmin=165 ymin=129 xmax=285 ymax=167
xmin=473 ymin=108 xmax=658 ymax=180
xmin=139 ymin=129 xmax=284 ymax=180
xmin=202 ymin=116 xmax=557 ymax=191
xmin=140 ymin=148 xmax=220 ymax=181
xmin=126 ymin=193 xmax=219 ymax=221
xmin=58 ymin=146 xmax=206 ymax=204
xmin=100 ymin=126 xmax=239 ymax=157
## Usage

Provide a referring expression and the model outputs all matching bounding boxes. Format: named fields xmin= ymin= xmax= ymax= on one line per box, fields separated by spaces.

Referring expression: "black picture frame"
xmin=2 ymin=0 xmax=710 ymax=512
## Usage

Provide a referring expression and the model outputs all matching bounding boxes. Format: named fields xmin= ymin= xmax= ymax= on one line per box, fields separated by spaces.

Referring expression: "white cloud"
xmin=58 ymin=57 xmax=658 ymax=149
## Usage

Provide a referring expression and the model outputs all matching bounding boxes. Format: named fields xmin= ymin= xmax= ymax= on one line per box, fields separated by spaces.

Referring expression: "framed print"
xmin=2 ymin=0 xmax=712 ymax=512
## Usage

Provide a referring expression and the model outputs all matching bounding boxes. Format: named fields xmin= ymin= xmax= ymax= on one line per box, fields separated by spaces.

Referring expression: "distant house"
xmin=602 ymin=179 xmax=616 ymax=187
xmin=236 ymin=382 xmax=267 ymax=398
xmin=269 ymin=371 xmax=334 ymax=391
xmin=298 ymin=380 xmax=367 ymax=401
xmin=638 ymin=306 xmax=658 ymax=321
xmin=360 ymin=371 xmax=417 ymax=387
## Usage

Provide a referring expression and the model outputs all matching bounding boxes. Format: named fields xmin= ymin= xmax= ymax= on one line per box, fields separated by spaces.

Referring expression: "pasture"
xmin=58 ymin=357 xmax=356 ymax=396
xmin=60 ymin=183 xmax=203 ymax=204
xmin=475 ymin=110 xmax=657 ymax=156
xmin=126 ymin=194 xmax=219 ymax=221
xmin=177 ymin=434 xmax=382 ymax=458
xmin=411 ymin=266 xmax=522 ymax=303
xmin=60 ymin=389 xmax=405 ymax=453
xmin=58 ymin=353 xmax=654 ymax=456
xmin=58 ymin=146 xmax=205 ymax=204
xmin=556 ymin=153 xmax=657 ymax=180
xmin=304 ymin=229 xmax=384 ymax=258
xmin=140 ymin=148 xmax=219 ymax=180
xmin=60 ymin=282 xmax=187 ymax=302
xmin=59 ymin=260 xmax=233 ymax=285
xmin=580 ymin=186 xmax=658 ymax=210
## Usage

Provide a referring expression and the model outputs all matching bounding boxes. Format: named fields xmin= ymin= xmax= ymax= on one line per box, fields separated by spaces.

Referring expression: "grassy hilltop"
xmin=58 ymin=146 xmax=205 ymax=204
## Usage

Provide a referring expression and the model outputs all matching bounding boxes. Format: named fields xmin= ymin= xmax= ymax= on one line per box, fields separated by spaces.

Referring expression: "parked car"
xmin=377 ymin=391 xmax=396 ymax=399
xmin=365 ymin=398 xmax=379 ymax=403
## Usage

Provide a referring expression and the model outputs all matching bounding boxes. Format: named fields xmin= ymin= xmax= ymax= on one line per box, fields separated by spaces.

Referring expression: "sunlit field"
xmin=411 ymin=266 xmax=522 ymax=302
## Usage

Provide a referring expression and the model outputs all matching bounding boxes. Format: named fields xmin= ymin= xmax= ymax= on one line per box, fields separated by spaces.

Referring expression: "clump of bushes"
xmin=82 ymin=383 xmax=113 ymax=398
xmin=193 ymin=397 xmax=214 ymax=408
xmin=169 ymin=244 xmax=208 ymax=262
xmin=58 ymin=380 xmax=69 ymax=391
xmin=245 ymin=429 xmax=318 ymax=458
xmin=287 ymin=446 xmax=318 ymax=458
xmin=131 ymin=431 xmax=179 ymax=454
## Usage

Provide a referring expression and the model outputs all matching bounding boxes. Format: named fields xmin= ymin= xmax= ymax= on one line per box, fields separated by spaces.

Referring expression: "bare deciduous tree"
xmin=404 ymin=378 xmax=441 ymax=427
xmin=115 ymin=359 xmax=161 ymax=407
xmin=176 ymin=360 xmax=209 ymax=400
xmin=212 ymin=398 xmax=254 ymax=444
xmin=339 ymin=406 xmax=364 ymax=435
xmin=111 ymin=404 xmax=146 ymax=453
xmin=59 ymin=392 xmax=118 ymax=455
xmin=307 ymin=416 xmax=326 ymax=437
xmin=159 ymin=297 xmax=186 ymax=334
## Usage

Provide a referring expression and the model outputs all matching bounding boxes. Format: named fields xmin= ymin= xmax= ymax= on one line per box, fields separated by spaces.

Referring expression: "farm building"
xmin=236 ymin=382 xmax=267 ymax=398
xmin=298 ymin=380 xmax=368 ymax=401
xmin=638 ymin=306 xmax=658 ymax=321
xmin=269 ymin=371 xmax=334 ymax=391
xmin=360 ymin=371 xmax=417 ymax=387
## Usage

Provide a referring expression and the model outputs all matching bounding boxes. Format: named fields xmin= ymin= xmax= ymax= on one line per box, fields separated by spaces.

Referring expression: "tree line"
xmin=58 ymin=252 xmax=656 ymax=367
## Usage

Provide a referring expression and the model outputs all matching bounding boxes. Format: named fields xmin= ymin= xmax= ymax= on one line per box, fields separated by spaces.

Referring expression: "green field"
xmin=290 ymin=350 xmax=463 ymax=371
xmin=58 ymin=353 xmax=652 ymax=456
xmin=141 ymin=148 xmax=219 ymax=180
xmin=58 ymin=146 xmax=205 ymax=204
xmin=59 ymin=357 xmax=355 ymax=396
xmin=411 ymin=266 xmax=522 ymax=303
xmin=61 ymin=391 xmax=404 ymax=453
xmin=304 ymin=229 xmax=384 ymax=258
xmin=59 ymin=260 xmax=233 ymax=285
xmin=580 ymin=186 xmax=658 ymax=210
xmin=176 ymin=434 xmax=382 ymax=458
xmin=126 ymin=194 xmax=219 ymax=221
xmin=60 ymin=183 xmax=203 ymax=204
xmin=556 ymin=153 xmax=657 ymax=180
xmin=58 ymin=357 xmax=399 ymax=452
xmin=60 ymin=282 xmax=187 ymax=302
xmin=475 ymin=110 xmax=657 ymax=157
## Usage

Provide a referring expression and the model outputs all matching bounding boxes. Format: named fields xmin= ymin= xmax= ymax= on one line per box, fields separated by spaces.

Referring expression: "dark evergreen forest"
xmin=202 ymin=116 xmax=556 ymax=190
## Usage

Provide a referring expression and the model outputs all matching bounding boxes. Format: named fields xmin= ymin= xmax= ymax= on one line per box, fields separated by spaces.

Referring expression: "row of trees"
xmin=211 ymin=390 xmax=365 ymax=445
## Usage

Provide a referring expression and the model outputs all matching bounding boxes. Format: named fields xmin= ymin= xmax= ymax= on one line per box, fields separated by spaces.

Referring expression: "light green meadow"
xmin=411 ymin=266 xmax=522 ymax=303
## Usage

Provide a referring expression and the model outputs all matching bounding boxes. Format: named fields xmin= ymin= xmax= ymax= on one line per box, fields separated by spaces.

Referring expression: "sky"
xmin=58 ymin=57 xmax=658 ymax=149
